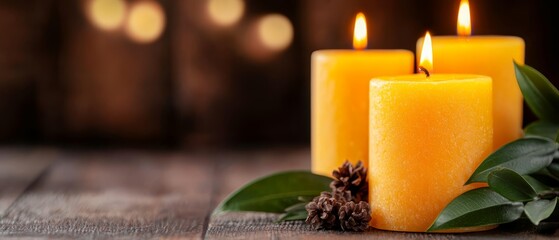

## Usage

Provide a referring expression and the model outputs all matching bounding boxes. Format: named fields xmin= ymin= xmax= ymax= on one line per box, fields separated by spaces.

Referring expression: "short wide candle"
xmin=368 ymin=74 xmax=493 ymax=232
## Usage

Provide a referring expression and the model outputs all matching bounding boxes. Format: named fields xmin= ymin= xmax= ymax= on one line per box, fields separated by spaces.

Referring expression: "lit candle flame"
xmin=353 ymin=12 xmax=367 ymax=50
xmin=419 ymin=31 xmax=433 ymax=75
xmin=457 ymin=0 xmax=471 ymax=36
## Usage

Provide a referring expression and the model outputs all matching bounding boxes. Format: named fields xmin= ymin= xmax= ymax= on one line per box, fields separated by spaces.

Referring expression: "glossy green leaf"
xmin=428 ymin=188 xmax=524 ymax=232
xmin=523 ymin=175 xmax=552 ymax=194
xmin=514 ymin=62 xmax=559 ymax=122
xmin=213 ymin=171 xmax=331 ymax=215
xmin=466 ymin=138 xmax=557 ymax=184
xmin=488 ymin=168 xmax=537 ymax=201
xmin=524 ymin=198 xmax=558 ymax=225
xmin=277 ymin=210 xmax=308 ymax=222
xmin=524 ymin=120 xmax=559 ymax=140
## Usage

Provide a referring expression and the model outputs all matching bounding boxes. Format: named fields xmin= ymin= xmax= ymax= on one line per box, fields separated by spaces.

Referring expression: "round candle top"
xmin=417 ymin=36 xmax=524 ymax=50
xmin=370 ymin=74 xmax=492 ymax=85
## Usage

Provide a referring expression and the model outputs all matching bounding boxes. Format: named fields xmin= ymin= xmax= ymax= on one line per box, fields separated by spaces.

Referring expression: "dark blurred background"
xmin=0 ymin=0 xmax=557 ymax=149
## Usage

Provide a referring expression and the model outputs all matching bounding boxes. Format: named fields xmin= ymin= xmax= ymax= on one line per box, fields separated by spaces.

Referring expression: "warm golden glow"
xmin=257 ymin=14 xmax=293 ymax=51
xmin=207 ymin=0 xmax=245 ymax=27
xmin=419 ymin=31 xmax=433 ymax=73
xmin=125 ymin=1 xmax=166 ymax=43
xmin=353 ymin=12 xmax=367 ymax=50
xmin=457 ymin=0 xmax=471 ymax=36
xmin=87 ymin=0 xmax=126 ymax=31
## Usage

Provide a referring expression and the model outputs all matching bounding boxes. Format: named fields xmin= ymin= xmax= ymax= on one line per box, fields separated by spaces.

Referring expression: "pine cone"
xmin=338 ymin=201 xmax=371 ymax=232
xmin=305 ymin=191 xmax=345 ymax=229
xmin=330 ymin=160 xmax=368 ymax=202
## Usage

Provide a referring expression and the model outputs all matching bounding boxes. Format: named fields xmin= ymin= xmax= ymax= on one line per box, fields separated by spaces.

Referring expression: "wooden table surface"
xmin=0 ymin=147 xmax=557 ymax=239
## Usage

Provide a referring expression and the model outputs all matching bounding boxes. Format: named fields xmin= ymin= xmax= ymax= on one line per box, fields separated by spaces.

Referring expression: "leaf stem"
xmin=537 ymin=190 xmax=559 ymax=200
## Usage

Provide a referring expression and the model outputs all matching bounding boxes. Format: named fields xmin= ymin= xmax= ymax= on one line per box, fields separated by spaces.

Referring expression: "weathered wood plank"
xmin=206 ymin=149 xmax=559 ymax=240
xmin=208 ymin=211 xmax=559 ymax=240
xmin=1 ymin=148 xmax=557 ymax=239
xmin=0 ymin=148 xmax=55 ymax=216
xmin=0 ymin=151 xmax=214 ymax=239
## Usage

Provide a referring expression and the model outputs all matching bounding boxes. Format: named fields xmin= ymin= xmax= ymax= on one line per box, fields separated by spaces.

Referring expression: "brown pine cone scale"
xmin=330 ymin=160 xmax=368 ymax=203
xmin=338 ymin=201 xmax=371 ymax=231
xmin=305 ymin=192 xmax=343 ymax=230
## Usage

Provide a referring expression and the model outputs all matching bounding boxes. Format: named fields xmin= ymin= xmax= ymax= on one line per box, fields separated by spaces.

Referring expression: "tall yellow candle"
xmin=416 ymin=0 xmax=525 ymax=150
xmin=311 ymin=13 xmax=414 ymax=176
xmin=369 ymin=32 xmax=493 ymax=232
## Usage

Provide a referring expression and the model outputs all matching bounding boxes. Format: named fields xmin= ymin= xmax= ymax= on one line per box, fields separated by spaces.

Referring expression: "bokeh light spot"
xmin=257 ymin=14 xmax=293 ymax=51
xmin=207 ymin=0 xmax=245 ymax=27
xmin=87 ymin=0 xmax=127 ymax=31
xmin=125 ymin=1 xmax=166 ymax=44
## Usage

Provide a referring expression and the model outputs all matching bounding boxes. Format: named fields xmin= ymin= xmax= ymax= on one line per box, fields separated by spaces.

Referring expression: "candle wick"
xmin=418 ymin=66 xmax=430 ymax=78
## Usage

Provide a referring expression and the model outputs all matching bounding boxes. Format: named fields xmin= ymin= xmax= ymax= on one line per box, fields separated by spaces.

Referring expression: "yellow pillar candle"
xmin=311 ymin=13 xmax=414 ymax=176
xmin=369 ymin=32 xmax=493 ymax=232
xmin=416 ymin=0 xmax=524 ymax=150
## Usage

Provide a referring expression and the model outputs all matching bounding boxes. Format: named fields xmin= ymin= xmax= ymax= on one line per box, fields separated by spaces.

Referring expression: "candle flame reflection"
xmin=457 ymin=0 xmax=471 ymax=36
xmin=419 ymin=31 xmax=433 ymax=74
xmin=353 ymin=12 xmax=367 ymax=50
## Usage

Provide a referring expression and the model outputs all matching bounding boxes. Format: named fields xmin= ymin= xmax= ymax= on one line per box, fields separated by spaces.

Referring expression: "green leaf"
xmin=514 ymin=62 xmax=559 ymax=123
xmin=428 ymin=188 xmax=524 ymax=232
xmin=524 ymin=198 xmax=558 ymax=225
xmin=466 ymin=138 xmax=557 ymax=184
xmin=284 ymin=202 xmax=307 ymax=213
xmin=488 ymin=168 xmax=537 ymax=201
xmin=213 ymin=171 xmax=331 ymax=215
xmin=523 ymin=175 xmax=552 ymax=194
xmin=524 ymin=120 xmax=559 ymax=140
xmin=277 ymin=210 xmax=308 ymax=222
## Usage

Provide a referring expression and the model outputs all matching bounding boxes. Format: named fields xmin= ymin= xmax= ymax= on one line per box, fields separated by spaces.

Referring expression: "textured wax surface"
xmin=311 ymin=50 xmax=414 ymax=176
xmin=369 ymin=75 xmax=493 ymax=232
xmin=417 ymin=36 xmax=525 ymax=150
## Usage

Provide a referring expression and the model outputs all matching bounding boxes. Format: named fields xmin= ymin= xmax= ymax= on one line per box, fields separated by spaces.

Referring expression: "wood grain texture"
xmin=207 ymin=212 xmax=559 ymax=240
xmin=0 ymin=148 xmax=55 ymax=216
xmin=0 ymin=150 xmax=215 ymax=239
xmin=206 ymin=149 xmax=559 ymax=240
xmin=0 ymin=148 xmax=558 ymax=239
